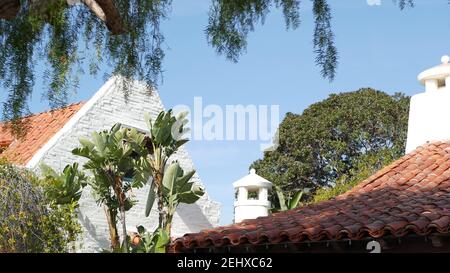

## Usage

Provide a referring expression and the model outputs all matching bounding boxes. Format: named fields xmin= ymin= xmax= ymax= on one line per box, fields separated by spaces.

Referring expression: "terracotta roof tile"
xmin=172 ymin=141 xmax=450 ymax=252
xmin=0 ymin=102 xmax=85 ymax=165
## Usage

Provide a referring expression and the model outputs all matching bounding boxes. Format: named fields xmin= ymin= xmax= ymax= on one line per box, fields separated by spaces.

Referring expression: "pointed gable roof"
xmin=0 ymin=102 xmax=85 ymax=165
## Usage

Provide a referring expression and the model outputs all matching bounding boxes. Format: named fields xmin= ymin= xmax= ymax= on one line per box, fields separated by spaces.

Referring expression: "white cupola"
xmin=405 ymin=55 xmax=450 ymax=153
xmin=233 ymin=169 xmax=272 ymax=223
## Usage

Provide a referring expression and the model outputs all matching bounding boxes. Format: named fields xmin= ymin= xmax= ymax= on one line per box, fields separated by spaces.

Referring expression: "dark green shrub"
xmin=0 ymin=161 xmax=81 ymax=253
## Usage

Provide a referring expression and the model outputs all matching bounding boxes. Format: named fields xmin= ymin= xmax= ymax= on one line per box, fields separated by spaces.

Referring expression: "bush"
xmin=0 ymin=161 xmax=81 ymax=253
xmin=312 ymin=149 xmax=397 ymax=203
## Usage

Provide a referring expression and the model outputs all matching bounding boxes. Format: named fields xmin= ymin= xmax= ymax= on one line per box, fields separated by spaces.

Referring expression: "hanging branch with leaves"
xmin=0 ymin=0 xmax=424 ymax=136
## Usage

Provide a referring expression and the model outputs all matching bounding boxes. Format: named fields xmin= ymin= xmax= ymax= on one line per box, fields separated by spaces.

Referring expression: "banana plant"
xmin=146 ymin=162 xmax=204 ymax=236
xmin=131 ymin=226 xmax=170 ymax=253
xmin=143 ymin=110 xmax=191 ymax=230
xmin=40 ymin=163 xmax=87 ymax=206
xmin=273 ymin=185 xmax=309 ymax=212
xmin=72 ymin=123 xmax=151 ymax=251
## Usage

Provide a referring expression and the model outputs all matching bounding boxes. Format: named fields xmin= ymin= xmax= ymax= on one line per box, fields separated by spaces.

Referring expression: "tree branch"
xmin=91 ymin=0 xmax=125 ymax=35
xmin=1 ymin=0 xmax=125 ymax=36
xmin=0 ymin=0 xmax=20 ymax=19
xmin=81 ymin=0 xmax=106 ymax=22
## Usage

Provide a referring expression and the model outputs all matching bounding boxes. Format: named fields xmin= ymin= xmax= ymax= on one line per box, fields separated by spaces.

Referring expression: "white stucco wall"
xmin=406 ymin=55 xmax=450 ymax=153
xmin=30 ymin=77 xmax=221 ymax=252
xmin=405 ymin=88 xmax=450 ymax=153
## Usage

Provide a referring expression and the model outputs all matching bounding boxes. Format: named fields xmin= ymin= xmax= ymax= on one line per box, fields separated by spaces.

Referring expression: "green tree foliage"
xmin=251 ymin=88 xmax=410 ymax=208
xmin=0 ymin=0 xmax=171 ymax=135
xmin=142 ymin=110 xmax=191 ymax=233
xmin=206 ymin=0 xmax=336 ymax=81
xmin=139 ymin=110 xmax=203 ymax=253
xmin=0 ymin=0 xmax=419 ymax=134
xmin=40 ymin=162 xmax=87 ymax=205
xmin=0 ymin=160 xmax=82 ymax=252
xmin=312 ymin=148 xmax=398 ymax=203
xmin=131 ymin=226 xmax=169 ymax=253
xmin=66 ymin=110 xmax=197 ymax=253
xmin=159 ymin=162 xmax=204 ymax=234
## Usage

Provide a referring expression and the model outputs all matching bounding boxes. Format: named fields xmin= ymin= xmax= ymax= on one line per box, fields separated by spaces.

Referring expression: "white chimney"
xmin=405 ymin=55 xmax=450 ymax=153
xmin=233 ymin=169 xmax=272 ymax=223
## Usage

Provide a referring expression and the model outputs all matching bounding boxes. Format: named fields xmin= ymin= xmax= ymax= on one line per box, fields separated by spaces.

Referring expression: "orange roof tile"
xmin=0 ymin=102 xmax=85 ymax=165
xmin=172 ymin=141 xmax=450 ymax=252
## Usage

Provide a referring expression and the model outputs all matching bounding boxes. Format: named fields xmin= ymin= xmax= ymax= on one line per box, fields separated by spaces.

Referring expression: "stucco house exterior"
xmin=0 ymin=77 xmax=221 ymax=252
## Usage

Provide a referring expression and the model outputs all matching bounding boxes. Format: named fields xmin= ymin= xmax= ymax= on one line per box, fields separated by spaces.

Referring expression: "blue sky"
xmin=2 ymin=0 xmax=449 ymax=225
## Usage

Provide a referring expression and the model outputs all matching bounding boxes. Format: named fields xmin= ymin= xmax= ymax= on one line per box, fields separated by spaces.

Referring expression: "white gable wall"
xmin=30 ymin=77 xmax=220 ymax=252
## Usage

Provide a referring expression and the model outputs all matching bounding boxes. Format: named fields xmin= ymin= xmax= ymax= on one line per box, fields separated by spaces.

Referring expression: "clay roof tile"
xmin=0 ymin=102 xmax=85 ymax=165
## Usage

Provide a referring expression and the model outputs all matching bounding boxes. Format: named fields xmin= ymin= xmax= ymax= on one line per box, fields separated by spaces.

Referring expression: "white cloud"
xmin=367 ymin=0 xmax=382 ymax=6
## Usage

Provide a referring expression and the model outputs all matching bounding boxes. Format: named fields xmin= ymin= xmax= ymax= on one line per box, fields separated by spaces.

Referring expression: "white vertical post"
xmin=258 ymin=188 xmax=268 ymax=202
xmin=406 ymin=55 xmax=450 ymax=153
xmin=237 ymin=187 xmax=248 ymax=202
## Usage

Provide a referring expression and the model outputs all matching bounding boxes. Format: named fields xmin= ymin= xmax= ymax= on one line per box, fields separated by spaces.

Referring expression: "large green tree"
xmin=0 ymin=0 xmax=419 ymax=134
xmin=250 ymin=88 xmax=410 ymax=207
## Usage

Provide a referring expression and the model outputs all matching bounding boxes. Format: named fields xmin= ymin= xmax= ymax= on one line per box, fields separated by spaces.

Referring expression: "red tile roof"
xmin=0 ymin=102 xmax=85 ymax=165
xmin=172 ymin=141 xmax=450 ymax=252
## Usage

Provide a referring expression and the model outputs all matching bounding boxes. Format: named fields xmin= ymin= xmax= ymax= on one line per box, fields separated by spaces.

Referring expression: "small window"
xmin=248 ymin=190 xmax=259 ymax=200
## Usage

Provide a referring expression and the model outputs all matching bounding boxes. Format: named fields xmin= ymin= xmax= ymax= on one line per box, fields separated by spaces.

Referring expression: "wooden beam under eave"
xmin=0 ymin=0 xmax=20 ymax=19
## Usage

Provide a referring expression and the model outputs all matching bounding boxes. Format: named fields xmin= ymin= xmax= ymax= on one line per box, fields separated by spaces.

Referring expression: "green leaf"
xmin=176 ymin=111 xmax=189 ymax=121
xmin=137 ymin=225 xmax=146 ymax=235
xmin=175 ymin=139 xmax=189 ymax=149
xmin=162 ymin=162 xmax=181 ymax=193
xmin=145 ymin=181 xmax=156 ymax=217
xmin=111 ymin=123 xmax=122 ymax=134
xmin=40 ymin=163 xmax=58 ymax=178
xmin=144 ymin=112 xmax=153 ymax=131
xmin=178 ymin=185 xmax=204 ymax=204
xmin=92 ymin=131 xmax=106 ymax=154
xmin=275 ymin=185 xmax=288 ymax=211
xmin=176 ymin=169 xmax=196 ymax=191
xmin=79 ymin=137 xmax=95 ymax=150
xmin=152 ymin=229 xmax=170 ymax=253
xmin=288 ymin=190 xmax=303 ymax=210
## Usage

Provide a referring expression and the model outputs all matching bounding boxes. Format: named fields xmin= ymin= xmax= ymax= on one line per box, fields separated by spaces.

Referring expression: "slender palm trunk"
xmin=164 ymin=212 xmax=173 ymax=237
xmin=114 ymin=176 xmax=128 ymax=252
xmin=119 ymin=205 xmax=127 ymax=251
xmin=103 ymin=204 xmax=119 ymax=250
xmin=155 ymin=172 xmax=166 ymax=228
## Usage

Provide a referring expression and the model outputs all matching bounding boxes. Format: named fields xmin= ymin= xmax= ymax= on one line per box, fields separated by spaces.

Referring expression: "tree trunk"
xmin=103 ymin=204 xmax=119 ymax=250
xmin=119 ymin=205 xmax=127 ymax=252
xmin=164 ymin=212 xmax=173 ymax=237
xmin=0 ymin=0 xmax=20 ymax=19
xmin=155 ymin=172 xmax=166 ymax=229
xmin=113 ymin=176 xmax=128 ymax=252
